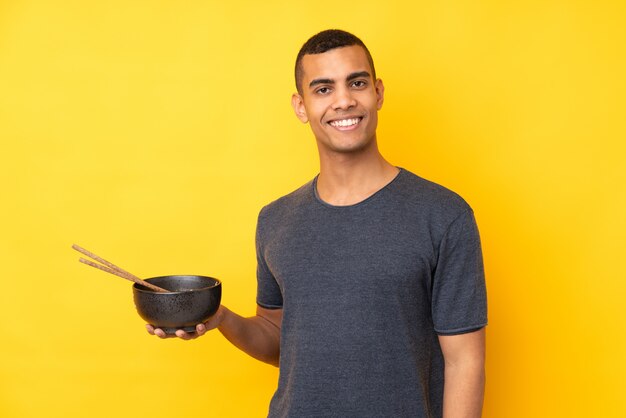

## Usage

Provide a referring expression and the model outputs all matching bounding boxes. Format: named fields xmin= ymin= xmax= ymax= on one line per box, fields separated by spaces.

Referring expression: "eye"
xmin=351 ymin=80 xmax=367 ymax=88
xmin=316 ymin=87 xmax=332 ymax=95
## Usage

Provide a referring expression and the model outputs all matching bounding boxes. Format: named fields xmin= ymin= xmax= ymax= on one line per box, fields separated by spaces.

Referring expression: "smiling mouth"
xmin=328 ymin=117 xmax=363 ymax=128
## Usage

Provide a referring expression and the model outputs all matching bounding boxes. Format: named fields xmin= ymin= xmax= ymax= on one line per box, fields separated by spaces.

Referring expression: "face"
xmin=292 ymin=45 xmax=384 ymax=156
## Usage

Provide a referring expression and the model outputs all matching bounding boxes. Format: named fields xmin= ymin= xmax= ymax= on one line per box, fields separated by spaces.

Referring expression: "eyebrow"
xmin=308 ymin=71 xmax=372 ymax=89
xmin=346 ymin=71 xmax=371 ymax=82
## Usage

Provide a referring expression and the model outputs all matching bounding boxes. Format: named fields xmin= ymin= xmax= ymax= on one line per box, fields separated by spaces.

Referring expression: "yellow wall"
xmin=1 ymin=1 xmax=624 ymax=417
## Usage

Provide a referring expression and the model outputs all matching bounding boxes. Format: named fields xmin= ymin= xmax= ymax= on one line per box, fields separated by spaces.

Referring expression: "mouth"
xmin=327 ymin=116 xmax=363 ymax=130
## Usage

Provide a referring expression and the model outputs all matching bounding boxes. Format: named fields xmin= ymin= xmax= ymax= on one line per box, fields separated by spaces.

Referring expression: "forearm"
xmin=439 ymin=328 xmax=486 ymax=418
xmin=442 ymin=360 xmax=485 ymax=418
xmin=216 ymin=306 xmax=281 ymax=367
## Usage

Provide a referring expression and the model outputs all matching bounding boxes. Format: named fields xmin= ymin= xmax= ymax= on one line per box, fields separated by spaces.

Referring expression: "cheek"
xmin=367 ymin=110 xmax=379 ymax=129
xmin=305 ymin=104 xmax=326 ymax=124
xmin=309 ymin=120 xmax=327 ymax=136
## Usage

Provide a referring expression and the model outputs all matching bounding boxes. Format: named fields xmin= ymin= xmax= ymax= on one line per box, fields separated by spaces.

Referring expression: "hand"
xmin=145 ymin=305 xmax=226 ymax=340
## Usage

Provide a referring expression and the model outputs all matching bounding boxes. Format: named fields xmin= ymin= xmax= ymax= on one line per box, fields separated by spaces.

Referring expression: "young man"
xmin=148 ymin=29 xmax=487 ymax=418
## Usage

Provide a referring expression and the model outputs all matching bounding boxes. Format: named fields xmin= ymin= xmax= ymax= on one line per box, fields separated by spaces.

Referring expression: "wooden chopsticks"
xmin=72 ymin=244 xmax=168 ymax=292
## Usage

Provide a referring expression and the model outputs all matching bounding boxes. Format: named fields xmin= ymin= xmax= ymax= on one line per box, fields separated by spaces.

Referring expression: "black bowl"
xmin=133 ymin=275 xmax=221 ymax=335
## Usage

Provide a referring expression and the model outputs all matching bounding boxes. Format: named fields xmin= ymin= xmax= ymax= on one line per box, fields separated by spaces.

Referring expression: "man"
xmin=148 ymin=29 xmax=487 ymax=418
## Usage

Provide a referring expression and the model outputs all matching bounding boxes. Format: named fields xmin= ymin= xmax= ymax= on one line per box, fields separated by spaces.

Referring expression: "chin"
xmin=327 ymin=139 xmax=374 ymax=154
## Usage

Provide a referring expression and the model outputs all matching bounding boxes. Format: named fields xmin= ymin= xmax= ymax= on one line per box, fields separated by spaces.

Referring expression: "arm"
xmin=215 ymin=305 xmax=282 ymax=366
xmin=438 ymin=327 xmax=486 ymax=418
xmin=146 ymin=305 xmax=282 ymax=367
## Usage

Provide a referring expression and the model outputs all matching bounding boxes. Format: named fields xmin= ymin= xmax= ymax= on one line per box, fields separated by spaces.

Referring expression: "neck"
xmin=316 ymin=142 xmax=399 ymax=206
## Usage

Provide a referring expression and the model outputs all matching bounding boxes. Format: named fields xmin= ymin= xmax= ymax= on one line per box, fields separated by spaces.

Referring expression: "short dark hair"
xmin=294 ymin=29 xmax=377 ymax=94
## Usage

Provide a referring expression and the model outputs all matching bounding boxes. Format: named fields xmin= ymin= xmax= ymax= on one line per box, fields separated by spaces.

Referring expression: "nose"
xmin=332 ymin=86 xmax=357 ymax=111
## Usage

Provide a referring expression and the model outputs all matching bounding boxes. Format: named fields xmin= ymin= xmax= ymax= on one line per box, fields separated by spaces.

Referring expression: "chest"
xmin=262 ymin=206 xmax=437 ymax=306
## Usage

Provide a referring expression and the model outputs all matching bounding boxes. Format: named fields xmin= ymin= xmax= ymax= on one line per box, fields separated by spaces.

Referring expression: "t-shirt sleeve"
xmin=255 ymin=208 xmax=284 ymax=309
xmin=431 ymin=208 xmax=487 ymax=335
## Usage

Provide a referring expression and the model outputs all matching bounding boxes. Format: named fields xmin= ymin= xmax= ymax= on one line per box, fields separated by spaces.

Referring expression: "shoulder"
xmin=391 ymin=168 xmax=473 ymax=217
xmin=387 ymin=168 xmax=480 ymax=251
xmin=257 ymin=178 xmax=315 ymax=226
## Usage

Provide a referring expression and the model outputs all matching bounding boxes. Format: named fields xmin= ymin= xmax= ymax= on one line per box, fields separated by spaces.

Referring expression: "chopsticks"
xmin=72 ymin=244 xmax=169 ymax=293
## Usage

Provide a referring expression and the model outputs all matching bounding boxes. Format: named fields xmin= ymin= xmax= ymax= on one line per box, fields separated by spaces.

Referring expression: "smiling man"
xmin=148 ymin=29 xmax=487 ymax=418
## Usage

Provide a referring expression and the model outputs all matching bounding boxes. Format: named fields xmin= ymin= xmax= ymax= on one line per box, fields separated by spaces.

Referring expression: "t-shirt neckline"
xmin=312 ymin=167 xmax=404 ymax=209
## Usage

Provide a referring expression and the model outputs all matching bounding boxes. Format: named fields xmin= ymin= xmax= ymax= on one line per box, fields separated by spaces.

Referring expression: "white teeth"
xmin=330 ymin=118 xmax=360 ymax=127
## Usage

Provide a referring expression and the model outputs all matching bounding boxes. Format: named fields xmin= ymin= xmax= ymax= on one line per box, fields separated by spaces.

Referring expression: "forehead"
xmin=300 ymin=45 xmax=373 ymax=83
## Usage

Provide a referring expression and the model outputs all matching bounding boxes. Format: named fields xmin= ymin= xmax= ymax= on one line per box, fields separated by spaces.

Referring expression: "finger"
xmin=196 ymin=323 xmax=206 ymax=336
xmin=146 ymin=324 xmax=156 ymax=335
xmin=175 ymin=329 xmax=193 ymax=340
xmin=154 ymin=328 xmax=168 ymax=338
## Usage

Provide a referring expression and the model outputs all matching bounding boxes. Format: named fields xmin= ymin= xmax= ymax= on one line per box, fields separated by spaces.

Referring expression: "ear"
xmin=375 ymin=78 xmax=385 ymax=110
xmin=291 ymin=93 xmax=309 ymax=123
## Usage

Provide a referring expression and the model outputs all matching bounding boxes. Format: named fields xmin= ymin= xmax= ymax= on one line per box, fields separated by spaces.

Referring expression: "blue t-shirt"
xmin=256 ymin=168 xmax=487 ymax=418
